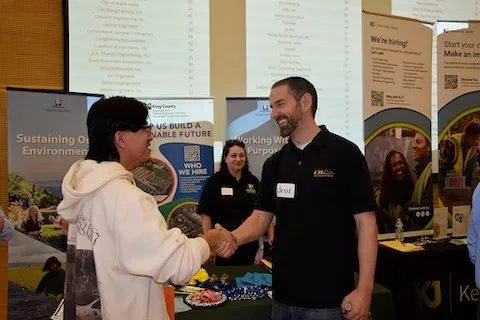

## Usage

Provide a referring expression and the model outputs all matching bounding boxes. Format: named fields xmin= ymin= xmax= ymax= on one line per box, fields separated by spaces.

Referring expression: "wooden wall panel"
xmin=209 ymin=0 xmax=246 ymax=144
xmin=0 ymin=88 xmax=7 ymax=320
xmin=0 ymin=0 xmax=64 ymax=88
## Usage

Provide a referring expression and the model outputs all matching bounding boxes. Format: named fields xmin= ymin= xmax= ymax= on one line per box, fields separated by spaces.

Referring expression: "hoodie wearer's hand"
xmin=212 ymin=223 xmax=237 ymax=258
xmin=202 ymin=224 xmax=237 ymax=258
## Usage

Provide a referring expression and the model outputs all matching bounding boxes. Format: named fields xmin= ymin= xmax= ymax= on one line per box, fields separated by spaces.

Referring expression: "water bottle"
xmin=395 ymin=218 xmax=404 ymax=242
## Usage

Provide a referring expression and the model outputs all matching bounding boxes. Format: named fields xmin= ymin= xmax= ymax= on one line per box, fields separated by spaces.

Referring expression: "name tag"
xmin=276 ymin=183 xmax=295 ymax=199
xmin=221 ymin=187 xmax=234 ymax=196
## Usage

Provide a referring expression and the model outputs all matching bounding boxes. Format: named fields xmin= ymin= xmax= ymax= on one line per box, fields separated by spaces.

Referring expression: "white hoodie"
xmin=57 ymin=159 xmax=210 ymax=320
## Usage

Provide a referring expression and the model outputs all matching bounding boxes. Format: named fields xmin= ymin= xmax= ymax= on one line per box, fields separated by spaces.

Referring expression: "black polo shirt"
xmin=197 ymin=171 xmax=260 ymax=264
xmin=254 ymin=125 xmax=377 ymax=309
xmin=198 ymin=170 xmax=260 ymax=230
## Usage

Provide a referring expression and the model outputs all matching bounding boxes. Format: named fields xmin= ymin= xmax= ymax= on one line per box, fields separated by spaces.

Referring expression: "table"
xmin=375 ymin=241 xmax=476 ymax=320
xmin=176 ymin=265 xmax=395 ymax=320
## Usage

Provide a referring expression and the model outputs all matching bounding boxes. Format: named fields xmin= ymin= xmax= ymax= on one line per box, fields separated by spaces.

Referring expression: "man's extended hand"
xmin=201 ymin=224 xmax=238 ymax=259
xmin=213 ymin=223 xmax=237 ymax=258
xmin=341 ymin=288 xmax=372 ymax=320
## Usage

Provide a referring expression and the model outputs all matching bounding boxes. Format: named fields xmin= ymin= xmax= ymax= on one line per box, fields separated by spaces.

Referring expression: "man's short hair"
xmin=86 ymin=96 xmax=149 ymax=162
xmin=415 ymin=131 xmax=431 ymax=147
xmin=271 ymin=76 xmax=318 ymax=117
xmin=464 ymin=118 xmax=480 ymax=138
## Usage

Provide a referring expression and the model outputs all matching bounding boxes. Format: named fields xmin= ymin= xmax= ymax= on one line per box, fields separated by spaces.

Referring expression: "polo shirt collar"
xmin=220 ymin=170 xmax=244 ymax=183
xmin=287 ymin=125 xmax=331 ymax=150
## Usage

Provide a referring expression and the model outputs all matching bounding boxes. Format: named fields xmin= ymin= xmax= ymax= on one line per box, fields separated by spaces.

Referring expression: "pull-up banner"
xmin=437 ymin=22 xmax=480 ymax=230
xmin=226 ymin=98 xmax=287 ymax=180
xmin=140 ymin=98 xmax=215 ymax=238
xmin=7 ymin=88 xmax=102 ymax=319
xmin=363 ymin=12 xmax=434 ymax=237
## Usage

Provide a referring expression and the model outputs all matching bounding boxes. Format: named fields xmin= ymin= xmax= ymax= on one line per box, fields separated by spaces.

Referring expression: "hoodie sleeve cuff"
xmin=196 ymin=237 xmax=211 ymax=263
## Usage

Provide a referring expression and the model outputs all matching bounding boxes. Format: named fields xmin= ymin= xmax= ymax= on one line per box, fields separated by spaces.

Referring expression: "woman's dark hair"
xmin=43 ymin=256 xmax=61 ymax=272
xmin=86 ymin=96 xmax=149 ymax=162
xmin=379 ymin=150 xmax=415 ymax=210
xmin=220 ymin=140 xmax=251 ymax=176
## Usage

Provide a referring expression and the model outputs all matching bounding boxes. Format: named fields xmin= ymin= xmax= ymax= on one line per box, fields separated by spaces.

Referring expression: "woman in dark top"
xmin=36 ymin=256 xmax=65 ymax=297
xmin=197 ymin=140 xmax=259 ymax=266
xmin=21 ymin=205 xmax=42 ymax=236
xmin=376 ymin=150 xmax=415 ymax=232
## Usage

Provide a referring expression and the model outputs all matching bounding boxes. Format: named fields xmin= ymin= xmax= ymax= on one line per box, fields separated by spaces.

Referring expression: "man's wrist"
xmin=231 ymin=230 xmax=241 ymax=246
xmin=357 ymin=283 xmax=374 ymax=295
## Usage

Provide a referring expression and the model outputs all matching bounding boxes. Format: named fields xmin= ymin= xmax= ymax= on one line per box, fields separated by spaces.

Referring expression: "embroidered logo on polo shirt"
xmin=246 ymin=184 xmax=256 ymax=194
xmin=313 ymin=169 xmax=334 ymax=178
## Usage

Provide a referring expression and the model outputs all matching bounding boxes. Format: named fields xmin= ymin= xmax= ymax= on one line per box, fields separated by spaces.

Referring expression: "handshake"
xmin=202 ymin=224 xmax=238 ymax=259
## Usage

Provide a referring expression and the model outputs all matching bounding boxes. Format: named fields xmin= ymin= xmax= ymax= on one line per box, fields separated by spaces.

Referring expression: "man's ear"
xmin=300 ymin=93 xmax=312 ymax=114
xmin=114 ymin=131 xmax=126 ymax=149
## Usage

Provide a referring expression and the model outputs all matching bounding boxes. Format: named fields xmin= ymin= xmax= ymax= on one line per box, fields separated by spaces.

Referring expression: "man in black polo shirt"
xmin=215 ymin=77 xmax=378 ymax=320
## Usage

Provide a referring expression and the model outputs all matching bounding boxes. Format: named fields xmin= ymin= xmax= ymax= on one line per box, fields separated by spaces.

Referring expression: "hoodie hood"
xmin=57 ymin=160 xmax=133 ymax=222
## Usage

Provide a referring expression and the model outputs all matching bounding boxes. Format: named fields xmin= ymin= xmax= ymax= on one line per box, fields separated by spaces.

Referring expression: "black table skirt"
xmin=375 ymin=241 xmax=477 ymax=320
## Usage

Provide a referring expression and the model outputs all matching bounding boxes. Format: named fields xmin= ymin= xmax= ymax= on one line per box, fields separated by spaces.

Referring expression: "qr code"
xmin=371 ymin=90 xmax=384 ymax=107
xmin=445 ymin=74 xmax=458 ymax=89
xmin=184 ymin=145 xmax=200 ymax=162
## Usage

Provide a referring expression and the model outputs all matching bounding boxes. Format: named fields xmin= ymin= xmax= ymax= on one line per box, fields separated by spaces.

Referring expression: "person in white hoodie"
xmin=0 ymin=206 xmax=14 ymax=242
xmin=57 ymin=96 xmax=236 ymax=320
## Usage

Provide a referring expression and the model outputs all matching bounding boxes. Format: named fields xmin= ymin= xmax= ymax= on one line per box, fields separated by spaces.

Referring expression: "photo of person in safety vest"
xmin=471 ymin=140 xmax=480 ymax=189
xmin=439 ymin=118 xmax=480 ymax=190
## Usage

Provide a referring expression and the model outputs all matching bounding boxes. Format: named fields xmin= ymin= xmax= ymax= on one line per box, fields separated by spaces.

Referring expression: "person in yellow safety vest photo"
xmin=472 ymin=140 xmax=480 ymax=189
xmin=439 ymin=118 xmax=480 ymax=190
xmin=403 ymin=131 xmax=433 ymax=230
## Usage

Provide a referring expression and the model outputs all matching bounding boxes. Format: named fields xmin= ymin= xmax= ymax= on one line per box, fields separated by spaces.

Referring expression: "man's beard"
xmin=278 ymin=116 xmax=299 ymax=137
xmin=275 ymin=102 xmax=302 ymax=137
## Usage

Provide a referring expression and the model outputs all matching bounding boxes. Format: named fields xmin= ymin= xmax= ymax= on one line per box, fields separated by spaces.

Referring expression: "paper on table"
xmin=253 ymin=273 xmax=266 ymax=285
xmin=262 ymin=273 xmax=272 ymax=285
xmin=452 ymin=205 xmax=471 ymax=238
xmin=174 ymin=296 xmax=192 ymax=313
xmin=236 ymin=277 xmax=255 ymax=288
xmin=240 ymin=272 xmax=272 ymax=287
xmin=433 ymin=207 xmax=449 ymax=240
xmin=243 ymin=272 xmax=255 ymax=284
xmin=450 ymin=238 xmax=468 ymax=246
xmin=261 ymin=259 xmax=272 ymax=270
xmin=379 ymin=240 xmax=424 ymax=252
